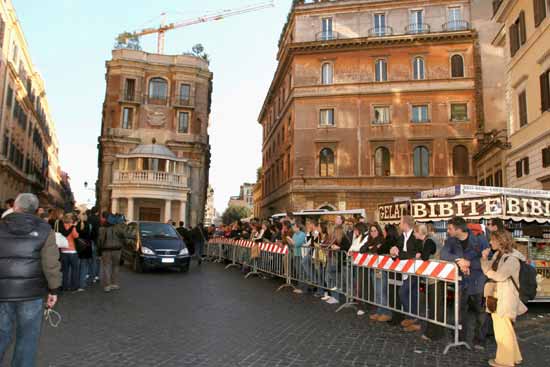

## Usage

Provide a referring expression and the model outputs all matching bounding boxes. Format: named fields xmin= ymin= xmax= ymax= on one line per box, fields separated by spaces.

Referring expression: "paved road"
xmin=27 ymin=262 xmax=550 ymax=367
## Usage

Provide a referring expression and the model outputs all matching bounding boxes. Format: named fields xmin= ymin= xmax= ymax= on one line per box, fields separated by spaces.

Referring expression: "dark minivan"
xmin=121 ymin=221 xmax=191 ymax=273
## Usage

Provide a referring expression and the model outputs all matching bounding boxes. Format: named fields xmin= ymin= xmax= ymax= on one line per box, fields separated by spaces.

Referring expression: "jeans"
xmin=0 ymin=299 xmax=44 ymax=367
xmin=61 ymin=252 xmax=80 ymax=291
xmin=195 ymin=241 xmax=204 ymax=262
xmin=460 ymin=292 xmax=487 ymax=346
xmin=292 ymin=256 xmax=308 ymax=291
xmin=79 ymin=257 xmax=93 ymax=288
xmin=399 ymin=275 xmax=419 ymax=316
xmin=375 ymin=271 xmax=392 ymax=316
xmin=91 ymin=241 xmax=100 ymax=278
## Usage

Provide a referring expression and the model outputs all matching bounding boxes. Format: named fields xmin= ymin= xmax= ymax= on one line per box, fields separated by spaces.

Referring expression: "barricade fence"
xmin=206 ymin=237 xmax=467 ymax=354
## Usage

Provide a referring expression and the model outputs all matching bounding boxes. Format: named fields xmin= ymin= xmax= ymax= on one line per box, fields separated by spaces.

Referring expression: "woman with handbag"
xmin=481 ymin=230 xmax=527 ymax=367
xmin=76 ymin=212 xmax=93 ymax=290
xmin=59 ymin=213 xmax=80 ymax=292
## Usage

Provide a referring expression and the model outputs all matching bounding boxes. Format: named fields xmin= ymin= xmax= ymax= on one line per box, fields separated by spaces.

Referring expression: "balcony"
xmin=173 ymin=95 xmax=194 ymax=108
xmin=145 ymin=95 xmax=169 ymax=105
xmin=120 ymin=93 xmax=142 ymax=104
xmin=113 ymin=171 xmax=188 ymax=188
xmin=405 ymin=23 xmax=431 ymax=34
xmin=442 ymin=20 xmax=470 ymax=32
xmin=316 ymin=31 xmax=340 ymax=41
xmin=368 ymin=27 xmax=394 ymax=37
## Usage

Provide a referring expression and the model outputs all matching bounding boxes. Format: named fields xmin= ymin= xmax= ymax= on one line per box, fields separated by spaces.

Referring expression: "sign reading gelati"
xmin=378 ymin=195 xmax=550 ymax=221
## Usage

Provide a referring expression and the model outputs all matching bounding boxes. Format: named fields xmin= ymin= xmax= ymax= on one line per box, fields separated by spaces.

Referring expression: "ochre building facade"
xmin=258 ymin=0 xmax=481 ymax=219
xmin=97 ymin=49 xmax=212 ymax=225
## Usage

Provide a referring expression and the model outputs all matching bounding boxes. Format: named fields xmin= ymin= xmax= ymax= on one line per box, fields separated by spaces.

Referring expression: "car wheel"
xmin=133 ymin=257 xmax=144 ymax=273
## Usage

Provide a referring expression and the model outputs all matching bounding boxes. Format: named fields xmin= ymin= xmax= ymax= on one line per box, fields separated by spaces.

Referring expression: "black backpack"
xmin=507 ymin=257 xmax=538 ymax=303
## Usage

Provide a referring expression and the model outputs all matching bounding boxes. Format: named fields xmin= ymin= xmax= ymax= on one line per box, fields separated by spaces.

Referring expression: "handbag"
xmin=54 ymin=221 xmax=69 ymax=249
xmin=75 ymin=238 xmax=92 ymax=258
xmin=486 ymin=295 xmax=498 ymax=313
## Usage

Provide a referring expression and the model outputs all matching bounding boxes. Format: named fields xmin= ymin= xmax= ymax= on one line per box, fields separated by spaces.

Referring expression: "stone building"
xmin=258 ymin=0 xmax=480 ymax=219
xmin=0 ymin=0 xmax=71 ymax=208
xmin=492 ymin=0 xmax=550 ymax=189
xmin=97 ymin=49 xmax=213 ymax=225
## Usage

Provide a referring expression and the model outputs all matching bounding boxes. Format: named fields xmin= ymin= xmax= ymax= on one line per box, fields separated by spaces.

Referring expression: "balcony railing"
xmin=120 ymin=93 xmax=142 ymax=104
xmin=173 ymin=95 xmax=193 ymax=107
xmin=316 ymin=31 xmax=340 ymax=41
xmin=405 ymin=23 xmax=431 ymax=34
xmin=114 ymin=171 xmax=188 ymax=188
xmin=442 ymin=20 xmax=470 ymax=32
xmin=368 ymin=26 xmax=394 ymax=37
xmin=145 ymin=95 xmax=169 ymax=105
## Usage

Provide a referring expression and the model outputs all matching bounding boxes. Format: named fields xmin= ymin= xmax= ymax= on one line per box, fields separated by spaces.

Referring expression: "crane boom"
xmin=121 ymin=1 xmax=274 ymax=54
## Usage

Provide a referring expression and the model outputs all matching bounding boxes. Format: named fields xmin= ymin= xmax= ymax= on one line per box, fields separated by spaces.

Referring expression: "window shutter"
xmin=516 ymin=161 xmax=522 ymax=177
xmin=524 ymin=157 xmax=530 ymax=175
xmin=540 ymin=70 xmax=550 ymax=111
xmin=519 ymin=11 xmax=527 ymax=45
xmin=509 ymin=24 xmax=519 ymax=57
xmin=534 ymin=0 xmax=547 ymax=27
xmin=519 ymin=91 xmax=528 ymax=127
xmin=0 ymin=19 xmax=5 ymax=49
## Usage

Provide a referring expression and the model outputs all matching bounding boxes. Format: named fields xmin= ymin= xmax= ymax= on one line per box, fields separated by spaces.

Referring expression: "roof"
xmin=128 ymin=144 xmax=176 ymax=159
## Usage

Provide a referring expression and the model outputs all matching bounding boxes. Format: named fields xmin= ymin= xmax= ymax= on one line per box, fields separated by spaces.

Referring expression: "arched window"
xmin=375 ymin=59 xmax=387 ymax=82
xmin=413 ymin=146 xmax=430 ymax=177
xmin=451 ymin=55 xmax=464 ymax=78
xmin=321 ymin=63 xmax=333 ymax=85
xmin=148 ymin=77 xmax=168 ymax=101
xmin=413 ymin=57 xmax=425 ymax=80
xmin=319 ymin=148 xmax=335 ymax=177
xmin=453 ymin=145 xmax=469 ymax=176
xmin=374 ymin=147 xmax=391 ymax=176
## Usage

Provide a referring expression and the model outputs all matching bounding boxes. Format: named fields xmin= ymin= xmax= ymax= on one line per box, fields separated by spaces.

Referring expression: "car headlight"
xmin=179 ymin=248 xmax=189 ymax=256
xmin=141 ymin=246 xmax=155 ymax=255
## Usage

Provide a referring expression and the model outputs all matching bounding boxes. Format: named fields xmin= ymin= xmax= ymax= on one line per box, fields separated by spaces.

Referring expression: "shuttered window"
xmin=516 ymin=160 xmax=523 ymax=178
xmin=518 ymin=90 xmax=528 ymax=127
xmin=516 ymin=157 xmax=530 ymax=177
xmin=494 ymin=170 xmax=503 ymax=187
xmin=510 ymin=11 xmax=527 ymax=57
xmin=451 ymin=55 xmax=464 ymax=78
xmin=541 ymin=68 xmax=550 ymax=112
xmin=0 ymin=18 xmax=5 ymax=49
xmin=534 ymin=0 xmax=547 ymax=27
xmin=542 ymin=147 xmax=550 ymax=168
xmin=453 ymin=145 xmax=469 ymax=176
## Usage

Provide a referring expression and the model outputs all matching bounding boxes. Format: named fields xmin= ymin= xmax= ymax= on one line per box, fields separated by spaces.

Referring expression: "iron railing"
xmin=442 ymin=20 xmax=470 ymax=32
xmin=405 ymin=23 xmax=431 ymax=34
xmin=368 ymin=26 xmax=394 ymax=37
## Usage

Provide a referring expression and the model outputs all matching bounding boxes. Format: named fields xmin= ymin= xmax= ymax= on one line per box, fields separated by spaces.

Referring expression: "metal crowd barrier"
xmin=207 ymin=237 xmax=467 ymax=354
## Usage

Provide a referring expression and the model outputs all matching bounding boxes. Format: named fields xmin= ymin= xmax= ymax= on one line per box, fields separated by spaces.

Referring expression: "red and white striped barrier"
xmin=351 ymin=253 xmax=456 ymax=281
xmin=209 ymin=238 xmax=288 ymax=255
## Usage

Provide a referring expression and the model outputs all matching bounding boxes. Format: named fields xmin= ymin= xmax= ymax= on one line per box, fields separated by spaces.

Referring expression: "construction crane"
xmin=118 ymin=1 xmax=275 ymax=54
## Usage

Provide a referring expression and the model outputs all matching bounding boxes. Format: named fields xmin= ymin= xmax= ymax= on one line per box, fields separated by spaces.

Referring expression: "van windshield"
xmin=140 ymin=223 xmax=179 ymax=239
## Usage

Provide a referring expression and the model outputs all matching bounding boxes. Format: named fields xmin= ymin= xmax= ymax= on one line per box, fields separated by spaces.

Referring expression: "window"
xmin=319 ymin=148 xmax=335 ymax=177
xmin=479 ymin=178 xmax=485 ymax=186
xmin=534 ymin=0 xmax=547 ymax=27
xmin=178 ymin=112 xmax=189 ymax=133
xmin=321 ymin=63 xmax=333 ymax=85
xmin=541 ymin=68 xmax=550 ymax=112
xmin=494 ymin=170 xmax=503 ymax=187
xmin=375 ymin=147 xmax=391 ymax=176
xmin=409 ymin=10 xmax=424 ymax=33
xmin=124 ymin=79 xmax=135 ymax=100
xmin=413 ymin=57 xmax=425 ymax=80
xmin=451 ymin=103 xmax=468 ymax=121
xmin=122 ymin=107 xmax=133 ymax=129
xmin=375 ymin=59 xmax=387 ymax=82
xmin=0 ymin=17 xmax=5 ymax=49
xmin=373 ymin=106 xmax=390 ymax=124
xmin=518 ymin=90 xmax=528 ymax=127
xmin=374 ymin=13 xmax=386 ymax=35
xmin=509 ymin=11 xmax=526 ymax=57
xmin=179 ymin=84 xmax=191 ymax=102
xmin=543 ymin=147 xmax=550 ymax=168
xmin=148 ymin=77 xmax=168 ymax=101
xmin=451 ymin=55 xmax=464 ymax=78
xmin=320 ymin=109 xmax=334 ymax=126
xmin=321 ymin=17 xmax=333 ymax=40
xmin=6 ymin=86 xmax=12 ymax=107
xmin=448 ymin=6 xmax=463 ymax=30
xmin=412 ymin=105 xmax=429 ymax=123
xmin=486 ymin=175 xmax=494 ymax=186
xmin=453 ymin=145 xmax=469 ymax=176
xmin=516 ymin=157 xmax=530 ymax=177
xmin=413 ymin=146 xmax=429 ymax=177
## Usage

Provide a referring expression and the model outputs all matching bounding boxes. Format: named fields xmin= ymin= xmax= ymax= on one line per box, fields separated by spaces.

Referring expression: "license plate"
xmin=161 ymin=258 xmax=175 ymax=263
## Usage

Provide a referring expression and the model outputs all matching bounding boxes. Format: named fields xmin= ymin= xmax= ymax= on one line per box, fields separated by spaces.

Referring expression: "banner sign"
xmin=418 ymin=185 xmax=550 ymax=199
xmin=378 ymin=195 xmax=550 ymax=222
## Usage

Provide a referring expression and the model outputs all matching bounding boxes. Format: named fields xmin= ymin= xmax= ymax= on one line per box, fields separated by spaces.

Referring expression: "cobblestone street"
xmin=32 ymin=262 xmax=550 ymax=367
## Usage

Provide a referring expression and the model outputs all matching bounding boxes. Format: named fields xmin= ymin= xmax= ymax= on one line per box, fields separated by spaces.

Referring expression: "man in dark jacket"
xmin=0 ymin=193 xmax=62 ymax=367
xmin=190 ymin=224 xmax=206 ymax=265
xmin=87 ymin=207 xmax=101 ymax=283
xmin=97 ymin=213 xmax=127 ymax=292
xmin=441 ymin=216 xmax=489 ymax=349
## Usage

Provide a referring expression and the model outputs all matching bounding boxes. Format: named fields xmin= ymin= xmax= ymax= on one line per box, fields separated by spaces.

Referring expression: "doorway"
xmin=139 ymin=207 xmax=161 ymax=222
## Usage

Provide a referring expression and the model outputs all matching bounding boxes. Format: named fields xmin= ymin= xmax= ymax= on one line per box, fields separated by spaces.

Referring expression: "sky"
xmin=13 ymin=0 xmax=292 ymax=212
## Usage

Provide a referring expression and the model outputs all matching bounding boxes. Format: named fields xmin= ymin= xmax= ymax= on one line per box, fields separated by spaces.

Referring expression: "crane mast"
xmin=119 ymin=1 xmax=274 ymax=54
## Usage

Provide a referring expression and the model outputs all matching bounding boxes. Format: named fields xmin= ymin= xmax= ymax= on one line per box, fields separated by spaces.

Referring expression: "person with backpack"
xmin=481 ymin=230 xmax=527 ymax=367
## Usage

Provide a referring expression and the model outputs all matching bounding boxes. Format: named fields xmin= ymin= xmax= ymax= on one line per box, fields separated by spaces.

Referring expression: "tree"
xmin=189 ymin=43 xmax=210 ymax=65
xmin=222 ymin=205 xmax=251 ymax=225
xmin=114 ymin=32 xmax=142 ymax=51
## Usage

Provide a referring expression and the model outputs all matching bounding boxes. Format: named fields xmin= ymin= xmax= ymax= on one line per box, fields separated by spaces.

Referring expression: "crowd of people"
xmin=214 ymin=214 xmax=527 ymax=367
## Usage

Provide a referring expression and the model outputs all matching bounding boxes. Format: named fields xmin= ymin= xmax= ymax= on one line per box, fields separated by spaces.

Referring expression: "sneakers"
xmin=93 ymin=276 xmax=99 ymax=283
xmin=104 ymin=286 xmax=112 ymax=292
xmin=325 ymin=297 xmax=339 ymax=304
xmin=74 ymin=288 xmax=85 ymax=293
xmin=321 ymin=295 xmax=331 ymax=301
xmin=401 ymin=319 xmax=416 ymax=327
xmin=293 ymin=289 xmax=303 ymax=294
xmin=110 ymin=284 xmax=120 ymax=291
xmin=357 ymin=310 xmax=365 ymax=316
xmin=473 ymin=344 xmax=485 ymax=351
xmin=329 ymin=287 xmax=338 ymax=291
xmin=421 ymin=334 xmax=431 ymax=341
